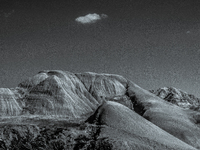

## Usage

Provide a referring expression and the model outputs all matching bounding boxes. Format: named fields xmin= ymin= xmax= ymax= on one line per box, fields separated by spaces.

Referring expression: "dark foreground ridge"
xmin=0 ymin=70 xmax=200 ymax=150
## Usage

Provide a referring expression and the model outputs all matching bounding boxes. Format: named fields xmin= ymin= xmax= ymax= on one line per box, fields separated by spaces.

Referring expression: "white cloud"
xmin=75 ymin=13 xmax=108 ymax=24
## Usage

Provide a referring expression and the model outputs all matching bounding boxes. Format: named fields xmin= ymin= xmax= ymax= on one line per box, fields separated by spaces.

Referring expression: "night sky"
xmin=1 ymin=0 xmax=200 ymax=97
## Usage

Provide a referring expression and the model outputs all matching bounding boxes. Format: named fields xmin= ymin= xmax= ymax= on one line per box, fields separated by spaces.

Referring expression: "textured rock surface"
xmin=0 ymin=70 xmax=199 ymax=149
xmin=150 ymin=87 xmax=200 ymax=110
xmin=0 ymin=88 xmax=22 ymax=116
xmin=0 ymin=71 xmax=130 ymax=119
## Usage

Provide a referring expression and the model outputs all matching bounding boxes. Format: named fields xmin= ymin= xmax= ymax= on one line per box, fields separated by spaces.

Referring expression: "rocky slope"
xmin=0 ymin=70 xmax=200 ymax=149
xmin=150 ymin=87 xmax=200 ymax=110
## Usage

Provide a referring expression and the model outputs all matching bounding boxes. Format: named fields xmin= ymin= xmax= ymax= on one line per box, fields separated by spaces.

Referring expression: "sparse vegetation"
xmin=0 ymin=122 xmax=114 ymax=150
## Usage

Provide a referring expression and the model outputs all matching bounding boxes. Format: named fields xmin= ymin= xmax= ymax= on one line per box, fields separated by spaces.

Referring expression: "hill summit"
xmin=0 ymin=70 xmax=200 ymax=150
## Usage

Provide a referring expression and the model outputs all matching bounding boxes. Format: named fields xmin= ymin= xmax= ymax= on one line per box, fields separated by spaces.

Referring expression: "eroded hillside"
xmin=0 ymin=70 xmax=199 ymax=149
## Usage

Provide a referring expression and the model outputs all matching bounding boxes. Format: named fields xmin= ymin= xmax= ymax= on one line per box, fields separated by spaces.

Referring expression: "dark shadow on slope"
xmin=124 ymin=83 xmax=146 ymax=116
xmin=131 ymin=95 xmax=146 ymax=116
xmin=85 ymin=101 xmax=106 ymax=125
xmin=125 ymin=88 xmax=146 ymax=116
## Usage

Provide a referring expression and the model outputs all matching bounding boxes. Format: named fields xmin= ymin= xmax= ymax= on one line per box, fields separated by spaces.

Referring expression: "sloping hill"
xmin=88 ymin=101 xmax=196 ymax=150
xmin=127 ymin=82 xmax=200 ymax=149
xmin=22 ymin=71 xmax=100 ymax=119
xmin=0 ymin=70 xmax=199 ymax=149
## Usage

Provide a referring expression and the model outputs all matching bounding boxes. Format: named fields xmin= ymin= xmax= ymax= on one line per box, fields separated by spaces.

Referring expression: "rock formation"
xmin=150 ymin=87 xmax=200 ymax=110
xmin=0 ymin=70 xmax=200 ymax=149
